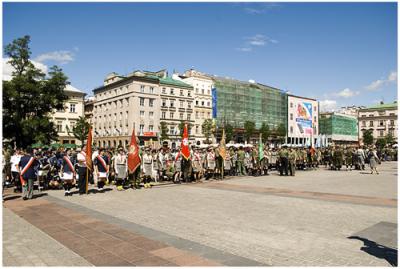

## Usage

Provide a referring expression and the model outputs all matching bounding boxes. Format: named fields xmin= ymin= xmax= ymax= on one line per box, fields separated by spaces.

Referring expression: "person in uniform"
xmin=114 ymin=147 xmax=127 ymax=191
xmin=174 ymin=150 xmax=182 ymax=184
xmin=192 ymin=148 xmax=203 ymax=182
xmin=142 ymin=148 xmax=153 ymax=188
xmin=151 ymin=149 xmax=159 ymax=183
xmin=230 ymin=148 xmax=237 ymax=176
xmin=60 ymin=149 xmax=76 ymax=196
xmin=262 ymin=147 xmax=270 ymax=176
xmin=279 ymin=146 xmax=289 ymax=176
xmin=288 ymin=148 xmax=297 ymax=176
xmin=76 ymin=146 xmax=88 ymax=195
xmin=237 ymin=146 xmax=246 ymax=176
xmin=10 ymin=149 xmax=22 ymax=193
xmin=368 ymin=146 xmax=379 ymax=174
xmin=224 ymin=150 xmax=232 ymax=177
xmin=206 ymin=147 xmax=216 ymax=180
xmin=181 ymin=149 xmax=192 ymax=183
xmin=345 ymin=147 xmax=353 ymax=171
xmin=17 ymin=147 xmax=39 ymax=200
xmin=94 ymin=148 xmax=109 ymax=192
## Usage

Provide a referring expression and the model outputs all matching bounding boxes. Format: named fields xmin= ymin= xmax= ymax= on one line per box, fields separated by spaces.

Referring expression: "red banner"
xmin=128 ymin=128 xmax=141 ymax=173
xmin=86 ymin=127 xmax=93 ymax=171
xmin=180 ymin=123 xmax=190 ymax=160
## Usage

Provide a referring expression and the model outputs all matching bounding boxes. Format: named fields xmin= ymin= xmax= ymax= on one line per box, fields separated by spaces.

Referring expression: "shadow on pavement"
xmin=3 ymin=194 xmax=21 ymax=201
xmin=348 ymin=236 xmax=397 ymax=266
xmin=32 ymin=193 xmax=48 ymax=199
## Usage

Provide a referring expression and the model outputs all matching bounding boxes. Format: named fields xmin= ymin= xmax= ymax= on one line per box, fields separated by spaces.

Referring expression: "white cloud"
xmin=34 ymin=50 xmax=74 ymax=65
xmin=336 ymin=88 xmax=360 ymax=98
xmin=3 ymin=58 xmax=48 ymax=81
xmin=365 ymin=71 xmax=397 ymax=91
xmin=320 ymin=99 xmax=337 ymax=112
xmin=244 ymin=3 xmax=281 ymax=14
xmin=236 ymin=47 xmax=252 ymax=52
xmin=237 ymin=34 xmax=278 ymax=52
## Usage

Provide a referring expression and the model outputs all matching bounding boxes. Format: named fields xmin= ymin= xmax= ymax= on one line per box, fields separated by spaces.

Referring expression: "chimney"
xmin=380 ymin=101 xmax=384 ymax=105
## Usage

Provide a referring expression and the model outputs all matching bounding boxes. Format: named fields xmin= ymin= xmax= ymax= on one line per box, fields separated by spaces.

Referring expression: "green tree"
xmin=159 ymin=121 xmax=169 ymax=142
xmin=244 ymin=121 xmax=256 ymax=143
xmin=3 ymin=35 xmax=69 ymax=148
xmin=178 ymin=121 xmax=192 ymax=136
xmin=225 ymin=122 xmax=234 ymax=143
xmin=363 ymin=130 xmax=374 ymax=145
xmin=276 ymin=123 xmax=287 ymax=143
xmin=259 ymin=122 xmax=270 ymax=143
xmin=202 ymin=119 xmax=214 ymax=144
xmin=66 ymin=116 xmax=90 ymax=145
xmin=385 ymin=133 xmax=395 ymax=145
xmin=375 ymin=138 xmax=387 ymax=149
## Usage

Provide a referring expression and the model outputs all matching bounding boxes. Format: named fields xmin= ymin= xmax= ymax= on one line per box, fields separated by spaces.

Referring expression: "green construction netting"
xmin=319 ymin=114 xmax=358 ymax=136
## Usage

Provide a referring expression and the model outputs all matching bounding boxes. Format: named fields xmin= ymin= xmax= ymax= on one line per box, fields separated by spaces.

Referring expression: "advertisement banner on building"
xmin=212 ymin=88 xmax=217 ymax=118
xmin=295 ymin=102 xmax=313 ymax=135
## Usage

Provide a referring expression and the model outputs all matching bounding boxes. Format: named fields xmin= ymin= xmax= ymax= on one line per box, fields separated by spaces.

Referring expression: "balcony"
xmin=169 ymin=107 xmax=176 ymax=111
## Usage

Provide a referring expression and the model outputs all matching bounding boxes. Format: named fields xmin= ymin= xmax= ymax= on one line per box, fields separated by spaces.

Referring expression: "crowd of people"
xmin=2 ymin=143 xmax=397 ymax=200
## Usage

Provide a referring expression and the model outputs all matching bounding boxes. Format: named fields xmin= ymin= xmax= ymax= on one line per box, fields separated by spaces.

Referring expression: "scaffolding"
xmin=213 ymin=78 xmax=287 ymax=130
xmin=319 ymin=113 xmax=358 ymax=141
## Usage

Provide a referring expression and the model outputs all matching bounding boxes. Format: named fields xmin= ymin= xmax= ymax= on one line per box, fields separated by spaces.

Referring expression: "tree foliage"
xmin=202 ymin=119 xmax=214 ymax=144
xmin=66 ymin=116 xmax=90 ymax=145
xmin=276 ymin=123 xmax=287 ymax=143
xmin=385 ymin=133 xmax=395 ymax=145
xmin=363 ymin=130 xmax=374 ymax=145
xmin=159 ymin=121 xmax=169 ymax=142
xmin=3 ymin=36 xmax=69 ymax=148
xmin=244 ymin=121 xmax=256 ymax=143
xmin=375 ymin=138 xmax=386 ymax=149
xmin=260 ymin=122 xmax=270 ymax=143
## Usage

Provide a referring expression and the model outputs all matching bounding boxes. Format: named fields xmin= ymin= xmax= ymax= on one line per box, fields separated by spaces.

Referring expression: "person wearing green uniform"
xmin=288 ymin=148 xmax=297 ymax=176
xmin=237 ymin=147 xmax=246 ymax=176
xmin=279 ymin=146 xmax=289 ymax=176
xmin=345 ymin=147 xmax=353 ymax=171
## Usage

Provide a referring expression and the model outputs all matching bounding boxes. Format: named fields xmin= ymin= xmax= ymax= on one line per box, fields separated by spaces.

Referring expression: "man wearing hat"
xmin=279 ymin=145 xmax=289 ymax=176
xmin=114 ymin=147 xmax=127 ymax=191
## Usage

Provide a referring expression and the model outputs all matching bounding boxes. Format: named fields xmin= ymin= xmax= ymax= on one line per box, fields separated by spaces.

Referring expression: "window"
xmin=187 ymin=114 xmax=191 ymax=120
xmin=196 ymin=88 xmax=199 ymax=93
xmin=290 ymin=113 xmax=293 ymax=120
xmin=149 ymin=111 xmax=154 ymax=118
xmin=201 ymin=101 xmax=205 ymax=106
xmin=150 ymin=87 xmax=154 ymax=94
xmin=369 ymin=121 xmax=374 ymax=127
xmin=196 ymin=100 xmax=199 ymax=105
xmin=207 ymin=101 xmax=210 ymax=107
xmin=369 ymin=114 xmax=374 ymax=117
xmin=162 ymin=87 xmax=166 ymax=94
xmin=207 ymin=89 xmax=210 ymax=95
xmin=380 ymin=130 xmax=384 ymax=137
xmin=149 ymin=125 xmax=154 ymax=132
xmin=314 ymin=116 xmax=317 ymax=122
xmin=362 ymin=121 xmax=366 ymax=127
xmin=70 ymin=104 xmax=76 ymax=113
xmin=139 ymin=124 xmax=144 ymax=134
xmin=170 ymin=100 xmax=174 ymax=107
xmin=390 ymin=113 xmax=395 ymax=116
xmin=140 ymin=98 xmax=144 ymax=106
xmin=290 ymin=126 xmax=293 ymax=133
xmin=140 ymin=111 xmax=145 ymax=117
xmin=196 ymin=111 xmax=199 ymax=119
xmin=180 ymin=113 xmax=184 ymax=120
xmin=140 ymin=85 xmax=145 ymax=93
xmin=201 ymin=112 xmax=205 ymax=119
xmin=290 ymin=102 xmax=293 ymax=108
xmin=207 ymin=112 xmax=211 ymax=118
xmin=390 ymin=120 xmax=395 ymax=126
xmin=379 ymin=120 xmax=384 ymax=126
xmin=162 ymin=99 xmax=167 ymax=107
xmin=314 ymin=106 xmax=317 ymax=112
xmin=196 ymin=125 xmax=199 ymax=134
xmin=126 ymin=98 xmax=129 ymax=107
xmin=202 ymin=89 xmax=204 ymax=94
xmin=188 ymin=91 xmax=191 ymax=97
xmin=170 ymin=88 xmax=174 ymax=95
xmin=180 ymin=90 xmax=183 ymax=96
xmin=161 ymin=112 xmax=166 ymax=119
xmin=170 ymin=112 xmax=174 ymax=119
xmin=180 ymin=101 xmax=184 ymax=108
xmin=188 ymin=102 xmax=191 ymax=109
xmin=149 ymin=99 xmax=154 ymax=107
xmin=169 ymin=126 xmax=175 ymax=135
xmin=57 ymin=121 xmax=63 ymax=132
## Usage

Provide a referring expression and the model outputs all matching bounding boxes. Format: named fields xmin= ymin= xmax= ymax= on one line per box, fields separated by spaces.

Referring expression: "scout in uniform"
xmin=94 ymin=148 xmax=109 ymax=192
xmin=279 ymin=146 xmax=289 ymax=176
xmin=192 ymin=148 xmax=203 ymax=182
xmin=206 ymin=147 xmax=216 ymax=180
xmin=17 ymin=147 xmax=39 ymax=200
xmin=237 ymin=147 xmax=246 ymax=176
xmin=114 ymin=147 xmax=127 ymax=191
xmin=174 ymin=150 xmax=182 ymax=184
xmin=142 ymin=148 xmax=153 ymax=188
xmin=288 ymin=148 xmax=297 ymax=176
xmin=76 ymin=146 xmax=88 ymax=195
xmin=345 ymin=147 xmax=353 ymax=171
xmin=61 ymin=149 xmax=76 ymax=196
xmin=224 ymin=150 xmax=232 ymax=177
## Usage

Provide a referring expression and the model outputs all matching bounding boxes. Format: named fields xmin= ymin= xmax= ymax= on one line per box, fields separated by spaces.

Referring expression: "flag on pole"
xmin=85 ymin=126 xmax=93 ymax=171
xmin=128 ymin=128 xmax=141 ymax=173
xmin=258 ymin=133 xmax=264 ymax=161
xmin=180 ymin=123 xmax=190 ymax=160
xmin=219 ymin=129 xmax=226 ymax=160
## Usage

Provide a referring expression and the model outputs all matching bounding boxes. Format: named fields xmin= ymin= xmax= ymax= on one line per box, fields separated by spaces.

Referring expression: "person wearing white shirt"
xmin=10 ymin=149 xmax=22 ymax=193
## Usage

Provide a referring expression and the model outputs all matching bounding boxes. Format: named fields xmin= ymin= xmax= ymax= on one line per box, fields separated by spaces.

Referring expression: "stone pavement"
xmin=3 ymin=161 xmax=398 ymax=266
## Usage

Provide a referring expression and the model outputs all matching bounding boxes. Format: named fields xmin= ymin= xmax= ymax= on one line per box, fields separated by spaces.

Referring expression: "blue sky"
xmin=3 ymin=2 xmax=397 ymax=110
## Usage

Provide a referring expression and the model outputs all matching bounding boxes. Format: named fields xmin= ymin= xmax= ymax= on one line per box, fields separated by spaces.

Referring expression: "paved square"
xmin=3 ymin=162 xmax=397 ymax=266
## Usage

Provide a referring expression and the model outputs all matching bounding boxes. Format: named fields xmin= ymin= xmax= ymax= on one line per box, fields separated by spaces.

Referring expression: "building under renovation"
xmin=319 ymin=112 xmax=359 ymax=145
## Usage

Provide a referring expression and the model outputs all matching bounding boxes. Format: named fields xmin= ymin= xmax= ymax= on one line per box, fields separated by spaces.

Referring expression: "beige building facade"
xmin=358 ymin=101 xmax=398 ymax=143
xmin=172 ymin=69 xmax=213 ymax=144
xmin=51 ymin=85 xmax=86 ymax=145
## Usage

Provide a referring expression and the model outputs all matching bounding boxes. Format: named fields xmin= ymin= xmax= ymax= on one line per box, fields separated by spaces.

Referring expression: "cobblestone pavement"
xmin=3 ymin=162 xmax=397 ymax=266
xmin=3 ymin=207 xmax=92 ymax=266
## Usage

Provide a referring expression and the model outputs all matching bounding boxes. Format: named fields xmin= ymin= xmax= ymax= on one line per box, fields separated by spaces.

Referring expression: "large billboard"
xmin=295 ymin=102 xmax=313 ymax=135
xmin=288 ymin=95 xmax=318 ymax=139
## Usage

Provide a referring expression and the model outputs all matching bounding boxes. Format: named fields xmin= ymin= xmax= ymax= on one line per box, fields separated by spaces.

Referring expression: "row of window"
xmin=56 ymin=103 xmax=76 ymax=113
xmin=195 ymin=111 xmax=212 ymax=120
xmin=361 ymin=119 xmax=395 ymax=127
xmin=95 ymin=99 xmax=130 ymax=113
xmin=195 ymin=88 xmax=211 ymax=95
xmin=161 ymin=111 xmax=192 ymax=121
xmin=56 ymin=120 xmax=76 ymax=133
xmin=360 ymin=112 xmax=396 ymax=117
xmin=362 ymin=129 xmax=395 ymax=137
xmin=161 ymin=99 xmax=192 ymax=108
xmin=161 ymin=87 xmax=192 ymax=97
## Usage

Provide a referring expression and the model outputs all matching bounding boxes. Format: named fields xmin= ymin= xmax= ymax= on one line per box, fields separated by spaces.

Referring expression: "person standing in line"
xmin=206 ymin=147 xmax=216 ymax=180
xmin=17 ymin=147 xmax=39 ymax=200
xmin=224 ymin=150 xmax=232 ymax=177
xmin=279 ymin=146 xmax=289 ymax=176
xmin=142 ymin=148 xmax=153 ymax=188
xmin=114 ymin=147 xmax=127 ymax=191
xmin=60 ymin=149 xmax=76 ymax=196
xmin=10 ymin=149 xmax=22 ymax=193
xmin=174 ymin=150 xmax=182 ymax=184
xmin=192 ymin=148 xmax=203 ymax=182
xmin=237 ymin=146 xmax=246 ymax=176
xmin=94 ymin=148 xmax=109 ymax=192
xmin=288 ymin=148 xmax=297 ymax=176
xmin=76 ymin=146 xmax=88 ymax=195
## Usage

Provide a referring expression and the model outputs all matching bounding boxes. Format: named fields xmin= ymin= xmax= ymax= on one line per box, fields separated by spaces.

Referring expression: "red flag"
xmin=180 ymin=123 xmax=190 ymax=160
xmin=128 ymin=129 xmax=141 ymax=173
xmin=85 ymin=127 xmax=93 ymax=171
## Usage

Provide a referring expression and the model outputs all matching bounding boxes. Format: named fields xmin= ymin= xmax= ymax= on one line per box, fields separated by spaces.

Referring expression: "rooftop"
xmin=65 ymin=84 xmax=85 ymax=94
xmin=159 ymin=76 xmax=192 ymax=88
xmin=363 ymin=101 xmax=398 ymax=110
